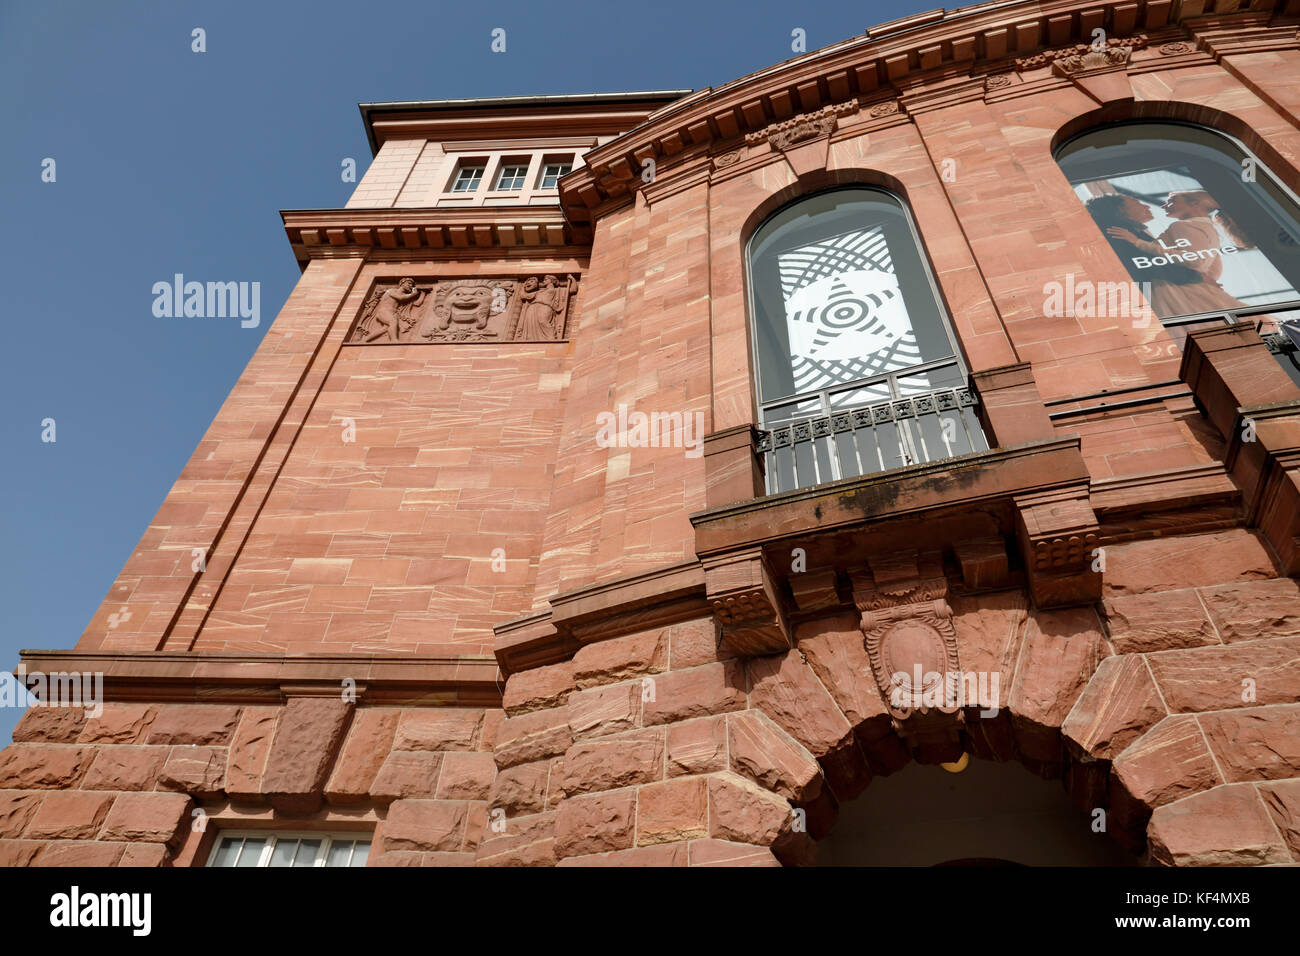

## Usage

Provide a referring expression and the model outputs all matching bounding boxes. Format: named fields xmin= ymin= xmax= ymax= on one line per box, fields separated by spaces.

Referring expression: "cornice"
xmin=16 ymin=650 xmax=503 ymax=706
xmin=281 ymin=206 xmax=590 ymax=269
xmin=559 ymin=0 xmax=1300 ymax=222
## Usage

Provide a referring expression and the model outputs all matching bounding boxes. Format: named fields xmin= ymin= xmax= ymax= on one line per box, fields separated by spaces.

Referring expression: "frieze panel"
xmin=346 ymin=274 xmax=579 ymax=345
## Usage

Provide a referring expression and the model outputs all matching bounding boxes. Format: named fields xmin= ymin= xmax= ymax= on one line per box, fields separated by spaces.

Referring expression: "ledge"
xmin=14 ymin=650 xmax=502 ymax=707
xmin=690 ymin=436 xmax=1087 ymax=556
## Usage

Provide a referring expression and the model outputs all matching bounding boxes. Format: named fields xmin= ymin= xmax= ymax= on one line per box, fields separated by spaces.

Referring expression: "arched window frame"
xmin=743 ymin=186 xmax=987 ymax=493
xmin=1054 ymin=119 xmax=1300 ymax=383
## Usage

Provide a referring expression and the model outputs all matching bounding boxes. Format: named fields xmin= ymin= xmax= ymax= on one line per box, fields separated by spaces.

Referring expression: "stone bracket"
xmin=703 ymin=549 xmax=793 ymax=657
xmin=1014 ymin=484 xmax=1102 ymax=608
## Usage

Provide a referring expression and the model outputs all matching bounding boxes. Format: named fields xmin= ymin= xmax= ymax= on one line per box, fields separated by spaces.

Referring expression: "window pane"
xmin=351 ymin=842 xmax=370 ymax=867
xmin=293 ymin=839 xmax=322 ymax=867
xmin=268 ymin=839 xmax=297 ymax=867
xmin=211 ymin=838 xmax=241 ymax=867
xmin=1058 ymin=123 xmax=1300 ymax=321
xmin=235 ymin=838 xmax=266 ymax=867
xmin=326 ymin=840 xmax=354 ymax=867
xmin=748 ymin=189 xmax=955 ymax=409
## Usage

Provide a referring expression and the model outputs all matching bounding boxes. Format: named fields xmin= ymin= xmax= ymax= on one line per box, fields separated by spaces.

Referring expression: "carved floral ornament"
xmin=1014 ymin=34 xmax=1148 ymax=72
xmin=744 ymin=99 xmax=861 ymax=152
xmin=346 ymin=275 xmax=579 ymax=345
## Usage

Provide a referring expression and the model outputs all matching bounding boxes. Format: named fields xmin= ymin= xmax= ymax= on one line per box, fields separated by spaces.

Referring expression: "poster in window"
xmin=776 ymin=226 xmax=921 ymax=396
xmin=1075 ymin=167 xmax=1300 ymax=319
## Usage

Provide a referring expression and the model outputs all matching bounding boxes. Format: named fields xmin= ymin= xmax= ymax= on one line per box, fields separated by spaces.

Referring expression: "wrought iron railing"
xmin=756 ymin=386 xmax=987 ymax=494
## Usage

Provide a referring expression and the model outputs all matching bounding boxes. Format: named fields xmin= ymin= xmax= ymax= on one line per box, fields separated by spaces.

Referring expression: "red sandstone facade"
xmin=5 ymin=0 xmax=1300 ymax=867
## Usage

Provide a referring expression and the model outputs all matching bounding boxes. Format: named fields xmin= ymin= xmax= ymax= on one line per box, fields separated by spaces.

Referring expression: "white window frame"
xmin=539 ymin=161 xmax=572 ymax=189
xmin=206 ymin=830 xmax=372 ymax=868
xmin=451 ymin=164 xmax=485 ymax=193
xmin=495 ymin=163 xmax=529 ymax=191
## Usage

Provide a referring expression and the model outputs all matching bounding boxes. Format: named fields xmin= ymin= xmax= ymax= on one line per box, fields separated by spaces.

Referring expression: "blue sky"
xmin=0 ymin=0 xmax=934 ymax=741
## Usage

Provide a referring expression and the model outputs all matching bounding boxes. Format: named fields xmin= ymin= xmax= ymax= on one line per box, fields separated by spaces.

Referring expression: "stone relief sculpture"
xmin=347 ymin=275 xmax=579 ymax=344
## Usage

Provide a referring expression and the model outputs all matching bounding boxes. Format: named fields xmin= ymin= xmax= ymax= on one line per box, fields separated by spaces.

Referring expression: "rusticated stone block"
xmin=666 ymin=718 xmax=726 ymax=777
xmin=747 ymin=651 xmax=850 ymax=758
xmin=559 ymin=730 xmax=665 ymax=796
xmin=1259 ymin=779 xmax=1300 ymax=860
xmin=687 ymin=839 xmax=780 ymax=867
xmin=554 ymin=789 xmax=636 ymax=857
xmin=227 ymin=706 xmax=281 ymax=801
xmin=373 ymin=850 xmax=475 ymax=867
xmin=494 ymin=707 xmax=572 ymax=769
xmin=642 ymin=661 xmax=747 ymax=726
xmin=464 ymin=802 xmax=489 ymax=851
xmin=146 ymin=704 xmax=242 ymax=745
xmin=324 ymin=707 xmax=398 ymax=804
xmin=382 ymin=799 xmax=467 ymax=852
xmin=79 ymin=704 xmax=157 ymax=744
xmin=1146 ymin=636 xmax=1300 ymax=712
xmin=475 ymin=810 xmax=555 ymax=867
xmin=707 ymin=772 xmax=791 ymax=847
xmin=1103 ymin=530 xmax=1275 ymax=596
xmin=1147 ymin=784 xmax=1291 ymax=866
xmin=1062 ymin=654 xmax=1166 ymax=761
xmin=0 ymin=745 xmax=93 ymax=789
xmin=260 ymin=697 xmax=354 ymax=814
xmin=12 ymin=707 xmax=85 ymax=744
xmin=81 ymin=746 xmax=168 ymax=792
xmin=158 ymin=746 xmax=227 ymax=797
xmin=1102 ymin=589 xmax=1218 ymax=653
xmin=35 ymin=842 xmax=126 ymax=867
xmin=393 ymin=709 xmax=482 ymax=752
xmin=1110 ymin=715 xmax=1221 ymax=833
xmin=479 ymin=709 xmax=506 ymax=752
xmin=24 ymin=791 xmax=115 ymax=840
xmin=99 ymin=791 xmax=191 ymax=844
xmin=556 ymin=843 xmax=688 ymax=866
xmin=1199 ymin=579 xmax=1300 ymax=643
xmin=572 ymin=629 xmax=669 ymax=688
xmin=0 ymin=841 xmax=42 ymax=866
xmin=636 ymin=777 xmax=708 ymax=845
xmin=119 ymin=843 xmax=170 ymax=867
xmin=1009 ymin=607 xmax=1107 ymax=763
xmin=0 ymin=791 xmax=43 ymax=838
xmin=667 ymin=618 xmax=731 ymax=669
xmin=1198 ymin=706 xmax=1300 ymax=783
xmin=797 ymin=612 xmax=891 ymax=731
xmin=503 ymin=661 xmax=575 ymax=714
xmin=371 ymin=751 xmax=443 ymax=804
xmin=489 ymin=761 xmax=551 ymax=815
xmin=726 ymin=710 xmax=822 ymax=803
xmin=436 ymin=752 xmax=497 ymax=801
xmin=568 ymin=681 xmax=642 ymax=739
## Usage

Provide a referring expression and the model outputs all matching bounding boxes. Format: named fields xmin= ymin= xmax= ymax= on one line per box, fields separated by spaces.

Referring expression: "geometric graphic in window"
xmin=778 ymin=226 xmax=921 ymax=393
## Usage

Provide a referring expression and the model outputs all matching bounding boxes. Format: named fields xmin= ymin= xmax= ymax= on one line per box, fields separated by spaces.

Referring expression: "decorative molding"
xmin=984 ymin=73 xmax=1013 ymax=91
xmin=851 ymin=562 xmax=962 ymax=726
xmin=867 ymin=99 xmax=900 ymax=117
xmin=702 ymin=550 xmax=792 ymax=656
xmin=712 ymin=148 xmax=744 ymax=169
xmin=1051 ymin=46 xmax=1137 ymax=76
xmin=345 ymin=274 xmax=578 ymax=345
xmin=1015 ymin=35 xmax=1148 ymax=72
xmin=744 ymin=99 xmax=859 ymax=151
xmin=1158 ymin=40 xmax=1194 ymax=55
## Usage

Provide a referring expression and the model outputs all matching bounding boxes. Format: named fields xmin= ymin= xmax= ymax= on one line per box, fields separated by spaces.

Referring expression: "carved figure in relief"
xmin=360 ymin=277 xmax=425 ymax=343
xmin=512 ymin=274 xmax=575 ymax=340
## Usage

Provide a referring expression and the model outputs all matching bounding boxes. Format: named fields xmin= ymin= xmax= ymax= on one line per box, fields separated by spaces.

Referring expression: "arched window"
xmin=1056 ymin=122 xmax=1300 ymax=382
xmin=748 ymin=188 xmax=986 ymax=493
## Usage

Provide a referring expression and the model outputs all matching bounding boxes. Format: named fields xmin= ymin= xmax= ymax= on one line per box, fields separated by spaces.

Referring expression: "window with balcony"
xmin=539 ymin=161 xmax=572 ymax=189
xmin=495 ymin=162 xmax=529 ymax=191
xmin=207 ymin=831 xmax=371 ymax=867
xmin=747 ymin=187 xmax=987 ymax=494
xmin=1057 ymin=121 xmax=1300 ymax=385
xmin=450 ymin=164 xmax=485 ymax=193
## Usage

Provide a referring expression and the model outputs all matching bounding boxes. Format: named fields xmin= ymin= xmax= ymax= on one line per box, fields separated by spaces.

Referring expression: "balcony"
xmin=756 ymin=385 xmax=988 ymax=494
